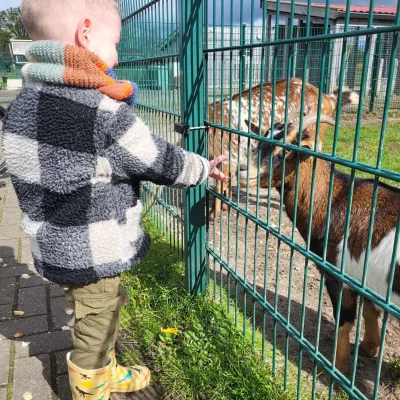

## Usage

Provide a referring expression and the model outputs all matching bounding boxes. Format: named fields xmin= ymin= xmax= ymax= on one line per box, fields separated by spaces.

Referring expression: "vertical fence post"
xmin=179 ymin=0 xmax=207 ymax=295
xmin=346 ymin=27 xmax=360 ymax=90
xmin=392 ymin=59 xmax=399 ymax=96
xmin=370 ymin=33 xmax=382 ymax=113
xmin=240 ymin=24 xmax=247 ymax=92
xmin=266 ymin=15 xmax=272 ymax=81
xmin=324 ymin=38 xmax=333 ymax=94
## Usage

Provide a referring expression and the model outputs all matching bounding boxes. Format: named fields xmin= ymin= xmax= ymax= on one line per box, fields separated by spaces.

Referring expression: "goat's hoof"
xmin=334 ymin=352 xmax=350 ymax=374
xmin=222 ymin=203 xmax=229 ymax=211
xmin=359 ymin=341 xmax=379 ymax=358
xmin=334 ymin=359 xmax=349 ymax=374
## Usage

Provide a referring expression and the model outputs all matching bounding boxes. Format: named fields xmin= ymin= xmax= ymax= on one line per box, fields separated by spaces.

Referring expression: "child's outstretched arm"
xmin=104 ymin=103 xmax=228 ymax=187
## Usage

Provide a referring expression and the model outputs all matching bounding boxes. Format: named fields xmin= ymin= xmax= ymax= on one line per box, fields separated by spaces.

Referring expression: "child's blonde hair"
xmin=21 ymin=0 xmax=120 ymax=39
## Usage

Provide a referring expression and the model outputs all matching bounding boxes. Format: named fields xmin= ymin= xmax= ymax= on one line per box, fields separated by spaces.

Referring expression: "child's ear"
xmin=77 ymin=18 xmax=92 ymax=49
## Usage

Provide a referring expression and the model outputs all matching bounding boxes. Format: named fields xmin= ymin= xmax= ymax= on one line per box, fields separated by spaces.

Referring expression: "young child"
xmin=2 ymin=0 xmax=228 ymax=398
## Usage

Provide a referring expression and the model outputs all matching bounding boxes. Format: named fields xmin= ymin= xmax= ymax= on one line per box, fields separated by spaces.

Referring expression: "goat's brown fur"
xmin=241 ymin=103 xmax=400 ymax=372
xmin=278 ymin=160 xmax=400 ymax=271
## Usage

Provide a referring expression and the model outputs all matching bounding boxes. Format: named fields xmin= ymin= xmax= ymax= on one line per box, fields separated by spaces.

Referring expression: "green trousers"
xmin=62 ymin=275 xmax=130 ymax=370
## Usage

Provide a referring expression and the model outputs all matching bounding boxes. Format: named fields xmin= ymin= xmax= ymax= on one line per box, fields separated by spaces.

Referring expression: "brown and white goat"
xmin=240 ymin=112 xmax=400 ymax=372
xmin=207 ymin=77 xmax=358 ymax=219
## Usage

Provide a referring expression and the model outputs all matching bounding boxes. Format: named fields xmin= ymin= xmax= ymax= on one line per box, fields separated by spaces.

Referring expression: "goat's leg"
xmin=210 ymin=182 xmax=222 ymax=220
xmin=210 ymin=180 xmax=230 ymax=219
xmin=359 ymin=299 xmax=380 ymax=358
xmin=222 ymin=192 xmax=229 ymax=211
xmin=325 ymin=277 xmax=358 ymax=372
xmin=336 ymin=322 xmax=353 ymax=373
xmin=221 ymin=164 xmax=231 ymax=211
xmin=335 ymin=288 xmax=358 ymax=372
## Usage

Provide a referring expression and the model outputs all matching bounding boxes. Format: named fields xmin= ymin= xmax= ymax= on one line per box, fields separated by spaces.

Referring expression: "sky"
xmin=0 ymin=0 xmax=20 ymax=10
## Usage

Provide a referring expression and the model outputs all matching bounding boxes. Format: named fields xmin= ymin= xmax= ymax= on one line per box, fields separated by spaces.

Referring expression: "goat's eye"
xmin=299 ymin=130 xmax=310 ymax=139
xmin=273 ymin=129 xmax=286 ymax=141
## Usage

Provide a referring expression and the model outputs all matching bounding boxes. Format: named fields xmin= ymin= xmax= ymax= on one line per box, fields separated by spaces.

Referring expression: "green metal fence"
xmin=205 ymin=23 xmax=400 ymax=112
xmin=117 ymin=0 xmax=400 ymax=399
xmin=117 ymin=0 xmax=185 ymax=264
xmin=0 ymin=44 xmax=24 ymax=106
xmin=118 ymin=21 xmax=400 ymax=113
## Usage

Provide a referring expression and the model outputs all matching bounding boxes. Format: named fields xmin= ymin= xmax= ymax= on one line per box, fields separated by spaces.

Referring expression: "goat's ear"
xmin=244 ymin=119 xmax=261 ymax=135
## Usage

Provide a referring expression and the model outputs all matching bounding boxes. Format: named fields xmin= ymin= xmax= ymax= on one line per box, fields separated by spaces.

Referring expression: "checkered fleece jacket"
xmin=2 ymin=83 xmax=209 ymax=284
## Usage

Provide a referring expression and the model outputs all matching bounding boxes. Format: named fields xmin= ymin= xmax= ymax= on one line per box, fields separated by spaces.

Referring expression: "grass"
xmin=118 ymin=216 xmax=354 ymax=399
xmin=389 ymin=355 xmax=400 ymax=387
xmin=119 ymin=217 xmax=301 ymax=400
xmin=322 ymin=121 xmax=400 ymax=188
xmin=0 ymin=72 xmax=17 ymax=79
xmin=0 ymin=72 xmax=19 ymax=89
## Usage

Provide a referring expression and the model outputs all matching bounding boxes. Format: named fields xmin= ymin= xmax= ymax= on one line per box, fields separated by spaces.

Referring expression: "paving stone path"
xmin=0 ymin=125 xmax=162 ymax=399
xmin=0 ymin=168 xmax=76 ymax=400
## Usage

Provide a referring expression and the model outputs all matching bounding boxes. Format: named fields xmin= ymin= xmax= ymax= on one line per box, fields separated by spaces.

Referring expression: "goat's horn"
xmin=287 ymin=109 xmax=302 ymax=121
xmin=290 ymin=113 xmax=336 ymax=135
xmin=277 ymin=109 xmax=301 ymax=125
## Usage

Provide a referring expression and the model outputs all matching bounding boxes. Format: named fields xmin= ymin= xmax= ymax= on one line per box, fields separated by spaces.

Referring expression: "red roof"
xmin=312 ymin=3 xmax=397 ymax=15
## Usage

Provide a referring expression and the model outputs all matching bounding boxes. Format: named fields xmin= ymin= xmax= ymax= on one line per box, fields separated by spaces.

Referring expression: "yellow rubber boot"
xmin=108 ymin=346 xmax=151 ymax=392
xmin=66 ymin=351 xmax=111 ymax=400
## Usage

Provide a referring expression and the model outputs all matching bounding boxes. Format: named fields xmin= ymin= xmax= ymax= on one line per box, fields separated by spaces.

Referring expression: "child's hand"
xmin=209 ymin=155 xmax=229 ymax=182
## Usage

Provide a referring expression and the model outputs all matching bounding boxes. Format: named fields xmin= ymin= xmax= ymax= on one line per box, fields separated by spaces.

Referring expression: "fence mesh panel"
xmin=117 ymin=0 xmax=400 ymax=398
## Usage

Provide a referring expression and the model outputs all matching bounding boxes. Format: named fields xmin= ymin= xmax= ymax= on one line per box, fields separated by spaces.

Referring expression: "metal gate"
xmin=0 ymin=45 xmax=23 ymax=107
xmin=117 ymin=0 xmax=400 ymax=398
